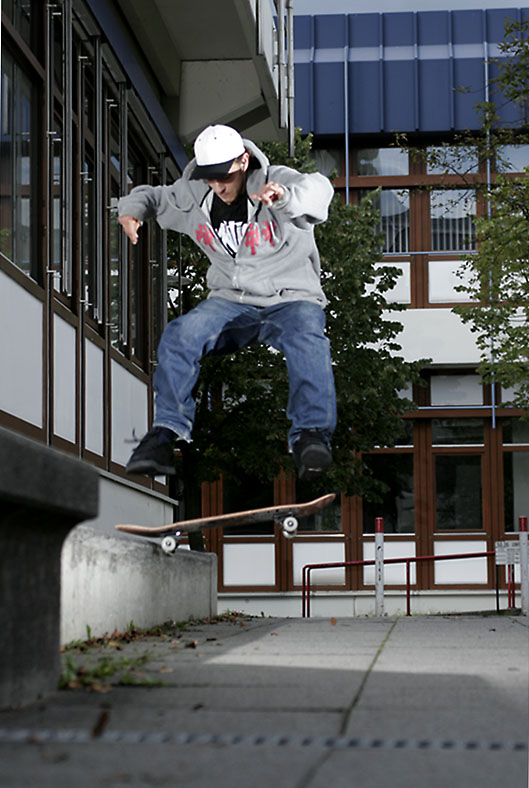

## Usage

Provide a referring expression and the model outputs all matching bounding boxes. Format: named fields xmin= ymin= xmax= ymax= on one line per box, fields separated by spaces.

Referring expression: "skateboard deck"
xmin=116 ymin=493 xmax=335 ymax=554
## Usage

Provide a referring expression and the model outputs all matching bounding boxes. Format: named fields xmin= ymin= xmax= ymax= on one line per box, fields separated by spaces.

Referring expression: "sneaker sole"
xmin=126 ymin=459 xmax=177 ymax=477
xmin=298 ymin=445 xmax=332 ymax=481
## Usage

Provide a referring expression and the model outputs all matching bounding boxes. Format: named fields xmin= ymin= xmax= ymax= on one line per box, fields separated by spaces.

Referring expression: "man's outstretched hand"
xmin=118 ymin=215 xmax=142 ymax=245
xmin=249 ymin=181 xmax=285 ymax=206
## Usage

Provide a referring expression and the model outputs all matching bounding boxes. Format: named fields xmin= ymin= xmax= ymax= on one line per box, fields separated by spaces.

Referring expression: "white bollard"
xmin=375 ymin=517 xmax=384 ymax=617
xmin=519 ymin=516 xmax=529 ymax=616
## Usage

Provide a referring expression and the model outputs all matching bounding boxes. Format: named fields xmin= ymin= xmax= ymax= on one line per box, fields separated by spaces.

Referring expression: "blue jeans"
xmin=153 ymin=297 xmax=336 ymax=447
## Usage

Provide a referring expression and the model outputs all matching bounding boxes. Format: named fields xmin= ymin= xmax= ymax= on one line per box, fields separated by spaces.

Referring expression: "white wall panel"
xmin=434 ymin=540 xmax=488 ymax=584
xmin=374 ymin=262 xmax=411 ymax=303
xmin=0 ymin=271 xmax=43 ymax=426
xmin=293 ymin=541 xmax=345 ymax=586
xmin=363 ymin=541 xmax=416 ymax=585
xmin=85 ymin=339 xmax=104 ymax=455
xmin=383 ymin=308 xmax=480 ymax=364
xmin=223 ymin=543 xmax=276 ymax=586
xmin=85 ymin=475 xmax=175 ymax=537
xmin=111 ymin=360 xmax=148 ymax=466
xmin=428 ymin=259 xmax=475 ymax=303
xmin=53 ymin=315 xmax=77 ymax=442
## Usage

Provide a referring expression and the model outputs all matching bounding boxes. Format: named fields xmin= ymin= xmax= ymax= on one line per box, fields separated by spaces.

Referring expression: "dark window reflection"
xmin=363 ymin=454 xmax=414 ymax=534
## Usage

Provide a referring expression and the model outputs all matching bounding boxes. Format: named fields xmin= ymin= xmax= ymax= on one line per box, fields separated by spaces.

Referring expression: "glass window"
xmin=357 ymin=148 xmax=409 ymax=176
xmin=432 ymin=418 xmax=484 ymax=446
xmin=50 ymin=112 xmax=62 ymax=291
xmin=0 ymin=50 xmax=39 ymax=281
xmin=430 ymin=189 xmax=476 ymax=251
xmin=52 ymin=8 xmax=63 ymax=93
xmin=82 ymin=148 xmax=96 ymax=319
xmin=502 ymin=419 xmax=529 ymax=445
xmin=311 ymin=149 xmax=341 ymax=177
xmin=396 ymin=420 xmax=414 ymax=447
xmin=109 ymin=109 xmax=122 ymax=349
xmin=503 ymin=452 xmax=529 ymax=531
xmin=428 ymin=258 xmax=476 ymax=303
xmin=4 ymin=0 xmax=34 ymax=50
xmin=496 ymin=145 xmax=529 ymax=173
xmin=426 ymin=146 xmax=479 ymax=175
xmin=128 ymin=136 xmax=145 ymax=360
xmin=430 ymin=375 xmax=482 ymax=407
xmin=363 ymin=454 xmax=414 ymax=534
xmin=109 ymin=189 xmax=121 ymax=348
xmin=360 ymin=189 xmax=409 ymax=253
xmin=500 ymin=383 xmax=520 ymax=406
xmin=435 ymin=455 xmax=482 ymax=530
xmin=223 ymin=472 xmax=274 ymax=535
xmin=148 ymin=165 xmax=165 ymax=348
xmin=296 ymin=479 xmax=342 ymax=532
xmin=398 ymin=382 xmax=413 ymax=401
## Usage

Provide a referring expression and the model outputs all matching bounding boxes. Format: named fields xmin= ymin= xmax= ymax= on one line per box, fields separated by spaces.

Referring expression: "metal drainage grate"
xmin=0 ymin=729 xmax=527 ymax=752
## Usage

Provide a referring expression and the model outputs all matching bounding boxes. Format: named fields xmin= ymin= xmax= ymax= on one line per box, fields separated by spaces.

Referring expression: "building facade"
xmin=1 ymin=1 xmax=528 ymax=616
xmin=0 ymin=0 xmax=291 ymax=534
xmin=218 ymin=5 xmax=529 ymax=615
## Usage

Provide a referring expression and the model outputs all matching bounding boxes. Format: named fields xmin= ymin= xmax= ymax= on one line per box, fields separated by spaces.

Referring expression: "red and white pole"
xmin=519 ymin=516 xmax=528 ymax=616
xmin=375 ymin=517 xmax=384 ymax=617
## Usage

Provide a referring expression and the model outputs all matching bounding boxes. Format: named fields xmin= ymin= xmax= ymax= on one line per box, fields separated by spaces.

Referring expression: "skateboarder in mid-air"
xmin=118 ymin=124 xmax=336 ymax=482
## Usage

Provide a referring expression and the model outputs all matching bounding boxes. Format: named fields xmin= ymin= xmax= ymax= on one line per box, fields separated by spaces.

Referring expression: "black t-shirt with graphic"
xmin=210 ymin=192 xmax=249 ymax=256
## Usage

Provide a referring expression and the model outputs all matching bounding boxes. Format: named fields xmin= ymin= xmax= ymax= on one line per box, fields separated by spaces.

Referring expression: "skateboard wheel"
xmin=281 ymin=516 xmax=298 ymax=539
xmin=161 ymin=535 xmax=177 ymax=554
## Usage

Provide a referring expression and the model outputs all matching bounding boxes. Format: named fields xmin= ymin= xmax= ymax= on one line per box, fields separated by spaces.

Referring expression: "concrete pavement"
xmin=0 ymin=614 xmax=527 ymax=787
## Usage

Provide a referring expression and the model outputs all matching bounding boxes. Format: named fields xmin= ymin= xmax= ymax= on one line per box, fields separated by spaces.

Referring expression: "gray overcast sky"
xmin=295 ymin=1 xmax=528 ymax=13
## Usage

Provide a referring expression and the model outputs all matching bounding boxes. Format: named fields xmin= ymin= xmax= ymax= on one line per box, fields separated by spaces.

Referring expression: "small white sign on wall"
xmin=495 ymin=541 xmax=520 ymax=565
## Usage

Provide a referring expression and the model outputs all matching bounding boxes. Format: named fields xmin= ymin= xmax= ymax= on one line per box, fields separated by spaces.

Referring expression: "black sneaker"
xmin=292 ymin=429 xmax=332 ymax=481
xmin=126 ymin=427 xmax=178 ymax=476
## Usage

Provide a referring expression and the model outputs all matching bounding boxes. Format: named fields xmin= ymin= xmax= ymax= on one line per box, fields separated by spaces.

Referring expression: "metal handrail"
xmin=301 ymin=550 xmax=497 ymax=618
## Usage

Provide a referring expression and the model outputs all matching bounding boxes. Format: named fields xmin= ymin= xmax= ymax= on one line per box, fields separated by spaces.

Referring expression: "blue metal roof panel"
xmin=383 ymin=60 xmax=417 ymax=132
xmin=348 ymin=14 xmax=381 ymax=48
xmin=417 ymin=11 xmax=450 ymax=46
xmin=349 ymin=62 xmax=382 ymax=133
xmin=451 ymin=10 xmax=487 ymax=43
xmin=295 ymin=63 xmax=314 ymax=134
xmin=485 ymin=7 xmax=522 ymax=39
xmin=294 ymin=14 xmax=313 ymax=49
xmin=314 ymin=14 xmax=347 ymax=47
xmin=294 ymin=7 xmax=529 ymax=136
xmin=418 ymin=61 xmax=453 ymax=131
xmin=382 ymin=12 xmax=416 ymax=46
xmin=314 ymin=63 xmax=345 ymax=134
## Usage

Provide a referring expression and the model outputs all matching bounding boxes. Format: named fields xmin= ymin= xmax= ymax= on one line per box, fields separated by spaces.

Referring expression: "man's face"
xmin=205 ymin=153 xmax=249 ymax=204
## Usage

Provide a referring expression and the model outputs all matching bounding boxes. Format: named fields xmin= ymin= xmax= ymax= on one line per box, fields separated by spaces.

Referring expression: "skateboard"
xmin=115 ymin=493 xmax=335 ymax=554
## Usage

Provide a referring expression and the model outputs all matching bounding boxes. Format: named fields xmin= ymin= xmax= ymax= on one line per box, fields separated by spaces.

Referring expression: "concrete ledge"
xmin=0 ymin=427 xmax=99 ymax=521
xmin=0 ymin=428 xmax=99 ymax=709
xmin=61 ymin=526 xmax=218 ymax=643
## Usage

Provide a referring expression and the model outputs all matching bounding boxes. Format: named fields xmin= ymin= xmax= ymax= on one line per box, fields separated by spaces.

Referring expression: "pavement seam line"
xmin=339 ymin=618 xmax=398 ymax=736
xmin=293 ymin=619 xmax=400 ymax=788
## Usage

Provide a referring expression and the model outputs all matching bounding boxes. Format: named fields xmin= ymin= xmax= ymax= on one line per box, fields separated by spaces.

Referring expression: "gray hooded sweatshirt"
xmin=118 ymin=139 xmax=334 ymax=308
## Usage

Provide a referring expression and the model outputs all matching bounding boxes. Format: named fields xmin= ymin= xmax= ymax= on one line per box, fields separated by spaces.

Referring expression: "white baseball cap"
xmin=191 ymin=125 xmax=245 ymax=180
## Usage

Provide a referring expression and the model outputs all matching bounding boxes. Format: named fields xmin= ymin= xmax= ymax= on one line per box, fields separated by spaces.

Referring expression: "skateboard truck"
xmin=160 ymin=518 xmax=299 ymax=555
xmin=161 ymin=534 xmax=180 ymax=554
xmin=280 ymin=516 xmax=298 ymax=539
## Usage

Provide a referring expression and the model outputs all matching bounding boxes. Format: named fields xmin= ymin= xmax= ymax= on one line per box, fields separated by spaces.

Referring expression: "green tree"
xmin=399 ymin=19 xmax=529 ymax=411
xmin=454 ymin=19 xmax=529 ymax=411
xmin=165 ymin=130 xmax=425 ymax=521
